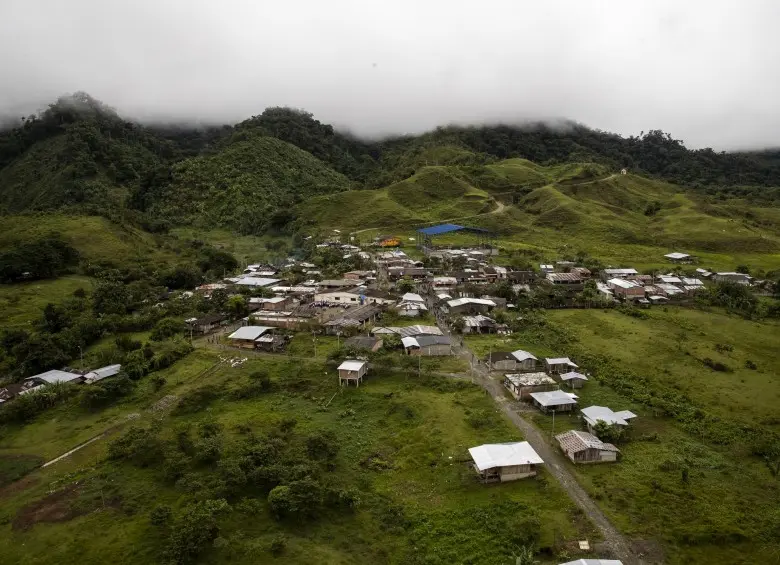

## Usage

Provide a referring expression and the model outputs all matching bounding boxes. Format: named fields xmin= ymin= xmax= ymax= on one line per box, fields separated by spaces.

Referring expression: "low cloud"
xmin=1 ymin=0 xmax=779 ymax=149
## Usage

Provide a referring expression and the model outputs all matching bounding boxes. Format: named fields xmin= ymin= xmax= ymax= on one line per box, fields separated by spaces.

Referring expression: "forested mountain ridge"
xmin=1 ymin=92 xmax=780 ymax=235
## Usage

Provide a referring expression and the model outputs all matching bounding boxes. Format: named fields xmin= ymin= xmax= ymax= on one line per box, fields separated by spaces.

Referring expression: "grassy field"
xmin=0 ymin=214 xmax=168 ymax=264
xmin=0 ymin=349 xmax=598 ymax=565
xmin=299 ymin=163 xmax=780 ymax=273
xmin=170 ymin=227 xmax=292 ymax=266
xmin=467 ymin=307 xmax=780 ymax=564
xmin=0 ymin=275 xmax=92 ymax=328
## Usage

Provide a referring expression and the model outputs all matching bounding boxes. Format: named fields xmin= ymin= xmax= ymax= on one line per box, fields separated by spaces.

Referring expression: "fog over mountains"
xmin=1 ymin=1 xmax=780 ymax=149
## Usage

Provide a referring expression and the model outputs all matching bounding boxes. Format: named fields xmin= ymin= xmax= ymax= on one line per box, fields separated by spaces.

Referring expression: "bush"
xmin=164 ymin=499 xmax=229 ymax=565
xmin=150 ymin=505 xmax=173 ymax=526
xmin=269 ymin=534 xmax=287 ymax=556
xmin=151 ymin=318 xmax=186 ymax=341
xmin=80 ymin=374 xmax=135 ymax=410
xmin=466 ymin=409 xmax=498 ymax=429
xmin=108 ymin=426 xmax=163 ymax=467
xmin=0 ymin=382 xmax=77 ymax=424
xmin=267 ymin=478 xmax=323 ymax=520
xmin=745 ymin=359 xmax=758 ymax=370
xmin=174 ymin=385 xmax=221 ymax=414
xmin=306 ymin=430 xmax=339 ymax=461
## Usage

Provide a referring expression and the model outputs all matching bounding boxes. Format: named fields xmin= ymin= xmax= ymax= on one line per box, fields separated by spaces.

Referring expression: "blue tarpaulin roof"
xmin=417 ymin=223 xmax=490 ymax=236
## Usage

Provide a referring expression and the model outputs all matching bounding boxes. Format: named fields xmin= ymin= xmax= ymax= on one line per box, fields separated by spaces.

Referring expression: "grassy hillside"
xmin=0 ymin=214 xmax=167 ymax=264
xmin=299 ymin=161 xmax=780 ymax=272
xmin=147 ymin=134 xmax=353 ymax=234
xmin=0 ymin=351 xmax=594 ymax=565
xmin=466 ymin=307 xmax=780 ymax=564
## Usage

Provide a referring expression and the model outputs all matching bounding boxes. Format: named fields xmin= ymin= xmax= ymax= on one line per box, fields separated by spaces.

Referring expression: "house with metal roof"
xmin=344 ymin=336 xmax=383 ymax=353
xmin=25 ymin=369 xmax=84 ymax=386
xmin=402 ymin=335 xmax=452 ymax=356
xmin=664 ymin=252 xmax=691 ymax=263
xmin=529 ymin=389 xmax=578 ymax=413
xmin=545 ymin=357 xmax=578 ymax=374
xmin=559 ymin=371 xmax=589 ymax=389
xmin=228 ymin=326 xmax=273 ymax=348
xmin=581 ymin=406 xmax=637 ymax=434
xmin=504 ymin=373 xmax=557 ymax=400
xmin=600 ymin=268 xmax=638 ymax=281
xmin=556 ymin=430 xmax=619 ymax=464
xmin=445 ymin=297 xmax=496 ymax=315
xmin=83 ymin=364 xmax=122 ymax=384
xmin=468 ymin=441 xmax=544 ymax=482
xmin=510 ymin=350 xmax=538 ymax=371
xmin=338 ymin=360 xmax=367 ymax=386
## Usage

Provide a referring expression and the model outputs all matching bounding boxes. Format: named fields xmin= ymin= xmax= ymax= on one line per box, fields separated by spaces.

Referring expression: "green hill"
xmin=142 ymin=133 xmax=353 ymax=234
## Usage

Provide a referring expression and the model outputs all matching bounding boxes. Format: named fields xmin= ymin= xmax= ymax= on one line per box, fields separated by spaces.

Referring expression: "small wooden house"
xmin=468 ymin=442 xmax=544 ymax=482
xmin=580 ymin=406 xmax=637 ymax=434
xmin=344 ymin=336 xmax=383 ymax=353
xmin=227 ymin=326 xmax=273 ymax=349
xmin=487 ymin=352 xmax=519 ymax=371
xmin=559 ymin=371 xmax=589 ymax=389
xmin=338 ymin=360 xmax=367 ymax=386
xmin=545 ymin=357 xmax=578 ymax=374
xmin=529 ymin=389 xmax=578 ymax=413
xmin=402 ymin=335 xmax=452 ymax=356
xmin=511 ymin=350 xmax=538 ymax=371
xmin=555 ymin=430 xmax=619 ymax=463
xmin=504 ymin=373 xmax=557 ymax=400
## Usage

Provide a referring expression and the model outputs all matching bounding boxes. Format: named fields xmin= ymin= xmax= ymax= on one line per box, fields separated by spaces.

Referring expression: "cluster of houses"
xmin=0 ymin=364 xmax=122 ymax=404
xmin=472 ymin=348 xmax=638 ymax=467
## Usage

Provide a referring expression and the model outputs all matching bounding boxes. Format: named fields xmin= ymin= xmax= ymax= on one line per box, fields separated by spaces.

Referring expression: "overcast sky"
xmin=1 ymin=0 xmax=779 ymax=149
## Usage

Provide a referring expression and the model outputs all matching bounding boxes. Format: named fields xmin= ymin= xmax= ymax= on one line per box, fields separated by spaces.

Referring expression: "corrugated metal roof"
xmin=555 ymin=430 xmax=620 ymax=454
xmin=447 ymin=297 xmax=496 ymax=308
xmin=559 ymin=371 xmax=588 ymax=382
xmin=338 ymin=360 xmax=366 ymax=372
xmin=27 ymin=369 xmax=83 ymax=385
xmin=581 ymin=405 xmax=637 ymax=426
xmin=228 ymin=326 xmax=273 ymax=340
xmin=417 ymin=223 xmax=490 ymax=236
xmin=530 ymin=389 xmax=578 ymax=407
xmin=511 ymin=350 xmax=538 ymax=362
xmin=468 ymin=442 xmax=544 ymax=470
xmin=546 ymin=357 xmax=578 ymax=367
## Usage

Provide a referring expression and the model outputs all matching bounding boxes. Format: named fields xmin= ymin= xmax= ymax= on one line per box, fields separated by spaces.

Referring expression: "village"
xmin=0 ymin=222 xmax=769 ymax=565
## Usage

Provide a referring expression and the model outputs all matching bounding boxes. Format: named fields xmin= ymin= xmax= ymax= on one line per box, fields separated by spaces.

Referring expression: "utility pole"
xmin=418 ymin=351 xmax=421 ymax=378
xmin=312 ymin=330 xmax=317 ymax=358
xmin=551 ymin=409 xmax=556 ymax=439
xmin=78 ymin=346 xmax=84 ymax=371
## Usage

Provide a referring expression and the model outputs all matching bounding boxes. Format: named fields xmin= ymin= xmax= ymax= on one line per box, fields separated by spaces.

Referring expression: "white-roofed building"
xmin=231 ymin=276 xmax=281 ymax=288
xmin=581 ymin=406 xmax=637 ymax=434
xmin=600 ymin=268 xmax=638 ymax=281
xmin=529 ymin=389 xmax=578 ymax=413
xmin=510 ymin=350 xmax=538 ymax=371
xmin=713 ymin=272 xmax=752 ymax=285
xmin=445 ymin=297 xmax=496 ymax=315
xmin=664 ymin=252 xmax=691 ymax=262
xmin=83 ymin=364 xmax=122 ymax=384
xmin=656 ymin=283 xmax=685 ymax=297
xmin=607 ymin=278 xmax=645 ymax=299
xmin=504 ymin=373 xmax=557 ymax=400
xmin=338 ymin=360 xmax=367 ymax=386
xmin=545 ymin=357 xmax=578 ymax=374
xmin=468 ymin=442 xmax=544 ymax=482
xmin=559 ymin=371 xmax=589 ymax=389
xmin=401 ymin=292 xmax=424 ymax=303
xmin=25 ymin=369 xmax=84 ymax=386
xmin=228 ymin=326 xmax=273 ymax=348
xmin=556 ymin=430 xmax=620 ymax=464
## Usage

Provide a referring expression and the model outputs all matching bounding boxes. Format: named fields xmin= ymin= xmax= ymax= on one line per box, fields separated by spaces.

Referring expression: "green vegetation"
xmin=0 ymin=353 xmax=595 ymax=564
xmin=139 ymin=133 xmax=353 ymax=234
xmin=468 ymin=307 xmax=780 ymax=564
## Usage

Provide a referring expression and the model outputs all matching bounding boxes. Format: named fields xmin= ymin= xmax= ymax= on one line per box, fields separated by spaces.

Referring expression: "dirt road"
xmin=437 ymin=318 xmax=644 ymax=564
